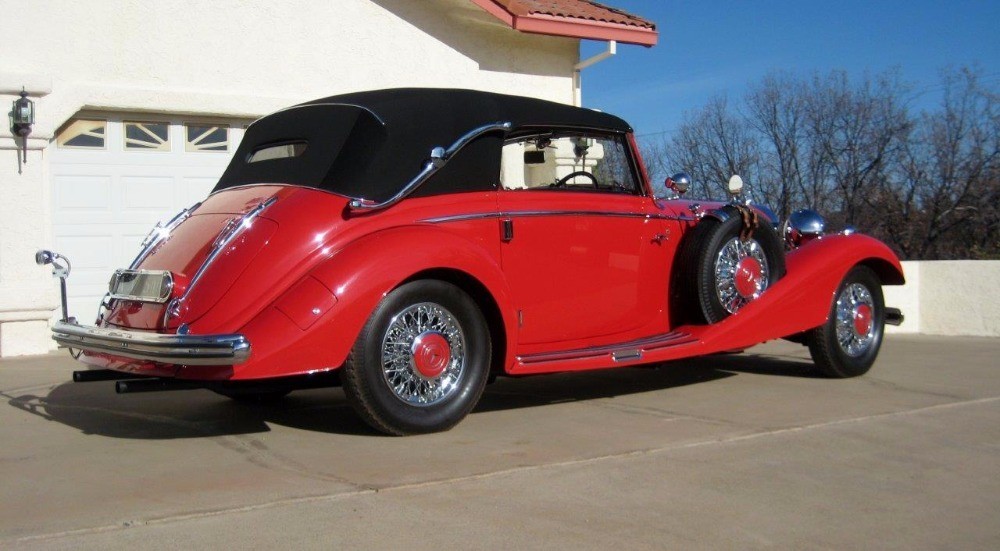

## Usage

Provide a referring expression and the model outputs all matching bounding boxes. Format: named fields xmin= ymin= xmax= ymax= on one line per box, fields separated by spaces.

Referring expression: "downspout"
xmin=573 ymin=40 xmax=616 ymax=107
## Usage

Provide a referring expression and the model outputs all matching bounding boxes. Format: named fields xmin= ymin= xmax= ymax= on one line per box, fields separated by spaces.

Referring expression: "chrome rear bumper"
xmin=52 ymin=321 xmax=250 ymax=365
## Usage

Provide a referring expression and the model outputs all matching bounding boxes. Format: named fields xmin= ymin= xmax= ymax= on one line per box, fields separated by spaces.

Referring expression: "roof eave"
xmin=469 ymin=0 xmax=658 ymax=47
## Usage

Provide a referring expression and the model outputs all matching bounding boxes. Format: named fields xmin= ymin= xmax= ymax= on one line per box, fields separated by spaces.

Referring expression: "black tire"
xmin=213 ymin=389 xmax=291 ymax=404
xmin=342 ymin=280 xmax=491 ymax=435
xmin=678 ymin=206 xmax=786 ymax=324
xmin=807 ymin=265 xmax=885 ymax=378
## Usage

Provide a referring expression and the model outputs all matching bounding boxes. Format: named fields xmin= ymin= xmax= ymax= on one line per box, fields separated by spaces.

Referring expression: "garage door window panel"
xmin=56 ymin=119 xmax=107 ymax=149
xmin=124 ymin=122 xmax=169 ymax=151
xmin=185 ymin=124 xmax=229 ymax=152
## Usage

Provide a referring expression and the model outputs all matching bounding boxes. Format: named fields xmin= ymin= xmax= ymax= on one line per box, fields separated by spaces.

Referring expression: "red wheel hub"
xmin=411 ymin=332 xmax=451 ymax=379
xmin=853 ymin=304 xmax=873 ymax=336
xmin=734 ymin=257 xmax=763 ymax=299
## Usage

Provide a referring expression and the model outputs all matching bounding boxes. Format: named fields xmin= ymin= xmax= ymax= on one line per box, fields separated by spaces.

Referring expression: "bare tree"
xmin=643 ymin=65 xmax=998 ymax=259
xmin=897 ymin=67 xmax=1000 ymax=258
xmin=804 ymin=70 xmax=913 ymax=226
xmin=666 ymin=96 xmax=761 ymax=199
xmin=746 ymin=72 xmax=808 ymax=219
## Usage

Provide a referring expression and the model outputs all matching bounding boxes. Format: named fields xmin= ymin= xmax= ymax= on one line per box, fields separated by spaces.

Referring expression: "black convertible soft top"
xmin=214 ymin=88 xmax=632 ymax=202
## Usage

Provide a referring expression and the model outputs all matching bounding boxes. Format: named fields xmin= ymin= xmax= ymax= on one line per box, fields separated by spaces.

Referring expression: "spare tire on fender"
xmin=676 ymin=205 xmax=786 ymax=324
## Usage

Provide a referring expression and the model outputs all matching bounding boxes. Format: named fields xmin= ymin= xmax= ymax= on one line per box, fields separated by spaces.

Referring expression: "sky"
xmin=580 ymin=0 xmax=1000 ymax=138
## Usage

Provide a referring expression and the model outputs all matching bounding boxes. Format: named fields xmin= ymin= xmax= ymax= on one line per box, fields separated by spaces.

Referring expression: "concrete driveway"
xmin=1 ymin=335 xmax=998 ymax=549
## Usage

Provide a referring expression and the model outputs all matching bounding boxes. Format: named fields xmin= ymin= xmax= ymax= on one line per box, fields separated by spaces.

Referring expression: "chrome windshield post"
xmin=349 ymin=121 xmax=512 ymax=213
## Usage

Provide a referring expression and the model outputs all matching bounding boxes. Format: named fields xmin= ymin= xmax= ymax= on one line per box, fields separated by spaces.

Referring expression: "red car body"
xmin=44 ymin=89 xmax=904 ymax=434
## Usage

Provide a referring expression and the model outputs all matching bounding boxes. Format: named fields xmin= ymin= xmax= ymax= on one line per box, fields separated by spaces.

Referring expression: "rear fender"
xmin=232 ymin=226 xmax=516 ymax=379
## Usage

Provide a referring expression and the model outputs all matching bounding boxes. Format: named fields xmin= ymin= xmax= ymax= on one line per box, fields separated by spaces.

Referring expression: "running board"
xmin=514 ymin=331 xmax=700 ymax=374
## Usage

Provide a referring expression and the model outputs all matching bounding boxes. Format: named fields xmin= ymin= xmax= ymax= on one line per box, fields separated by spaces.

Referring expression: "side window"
xmin=500 ymin=132 xmax=638 ymax=194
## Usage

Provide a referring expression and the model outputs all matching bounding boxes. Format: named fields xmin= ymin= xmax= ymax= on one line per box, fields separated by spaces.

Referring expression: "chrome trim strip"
xmin=129 ymin=202 xmax=201 ymax=270
xmin=163 ymin=196 xmax=277 ymax=324
xmin=422 ymin=212 xmax=499 ymax=224
xmin=52 ymin=321 xmax=250 ymax=365
xmin=205 ymin=183 xmax=343 ymax=200
xmin=505 ymin=210 xmax=649 ymax=219
xmin=349 ymin=121 xmax=512 ymax=212
xmin=422 ymin=210 xmax=692 ymax=224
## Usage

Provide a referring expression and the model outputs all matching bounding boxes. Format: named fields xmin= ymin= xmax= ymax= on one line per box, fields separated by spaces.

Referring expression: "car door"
xmin=497 ymin=131 xmax=665 ymax=346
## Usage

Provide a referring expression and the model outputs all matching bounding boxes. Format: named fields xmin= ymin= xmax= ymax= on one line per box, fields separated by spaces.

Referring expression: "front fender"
xmin=694 ymin=233 xmax=904 ymax=352
xmin=229 ymin=225 xmax=516 ymax=379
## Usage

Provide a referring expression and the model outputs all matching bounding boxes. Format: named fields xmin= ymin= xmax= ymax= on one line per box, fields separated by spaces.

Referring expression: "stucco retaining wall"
xmin=884 ymin=260 xmax=1000 ymax=336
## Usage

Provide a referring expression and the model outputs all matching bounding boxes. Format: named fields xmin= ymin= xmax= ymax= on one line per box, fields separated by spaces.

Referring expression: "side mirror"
xmin=727 ymin=174 xmax=744 ymax=197
xmin=667 ymin=172 xmax=691 ymax=194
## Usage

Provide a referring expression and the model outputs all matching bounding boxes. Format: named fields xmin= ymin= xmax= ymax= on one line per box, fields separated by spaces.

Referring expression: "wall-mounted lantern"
xmin=11 ymin=87 xmax=34 ymax=173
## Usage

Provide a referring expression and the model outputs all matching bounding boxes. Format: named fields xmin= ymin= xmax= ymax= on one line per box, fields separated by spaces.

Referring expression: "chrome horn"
xmin=782 ymin=209 xmax=826 ymax=249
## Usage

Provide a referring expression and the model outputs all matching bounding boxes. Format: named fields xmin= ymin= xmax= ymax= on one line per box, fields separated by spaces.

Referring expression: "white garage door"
xmin=50 ymin=114 xmax=250 ymax=322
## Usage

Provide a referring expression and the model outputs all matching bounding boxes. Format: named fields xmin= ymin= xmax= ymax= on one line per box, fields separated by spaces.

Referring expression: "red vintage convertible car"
xmin=38 ymin=89 xmax=904 ymax=435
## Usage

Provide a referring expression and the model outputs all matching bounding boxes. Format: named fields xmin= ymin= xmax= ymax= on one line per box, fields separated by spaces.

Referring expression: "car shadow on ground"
xmin=4 ymin=352 xmax=816 ymax=439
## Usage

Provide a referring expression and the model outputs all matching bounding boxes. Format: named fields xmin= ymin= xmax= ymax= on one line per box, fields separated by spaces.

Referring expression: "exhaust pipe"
xmin=115 ymin=378 xmax=201 ymax=394
xmin=113 ymin=371 xmax=341 ymax=394
xmin=885 ymin=307 xmax=905 ymax=326
xmin=73 ymin=369 xmax=145 ymax=383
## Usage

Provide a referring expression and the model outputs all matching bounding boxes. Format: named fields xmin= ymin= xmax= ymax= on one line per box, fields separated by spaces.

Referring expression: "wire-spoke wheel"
xmin=808 ymin=265 xmax=885 ymax=378
xmin=834 ymin=283 xmax=876 ymax=357
xmin=343 ymin=280 xmax=490 ymax=435
xmin=381 ymin=302 xmax=466 ymax=406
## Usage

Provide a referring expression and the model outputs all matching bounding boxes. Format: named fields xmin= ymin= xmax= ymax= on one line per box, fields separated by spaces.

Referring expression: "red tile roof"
xmin=495 ymin=0 xmax=655 ymax=29
xmin=470 ymin=0 xmax=658 ymax=46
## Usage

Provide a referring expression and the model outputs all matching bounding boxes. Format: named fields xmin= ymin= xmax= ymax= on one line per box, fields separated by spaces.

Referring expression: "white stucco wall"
xmin=915 ymin=261 xmax=999 ymax=336
xmin=0 ymin=0 xmax=579 ymax=356
xmin=884 ymin=260 xmax=1000 ymax=337
xmin=884 ymin=261 xmax=919 ymax=334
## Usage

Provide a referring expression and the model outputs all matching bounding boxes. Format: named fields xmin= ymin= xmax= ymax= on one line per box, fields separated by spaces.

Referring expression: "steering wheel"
xmin=554 ymin=170 xmax=599 ymax=188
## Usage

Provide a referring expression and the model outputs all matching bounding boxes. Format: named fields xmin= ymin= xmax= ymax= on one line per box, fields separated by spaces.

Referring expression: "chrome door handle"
xmin=501 ymin=218 xmax=514 ymax=242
